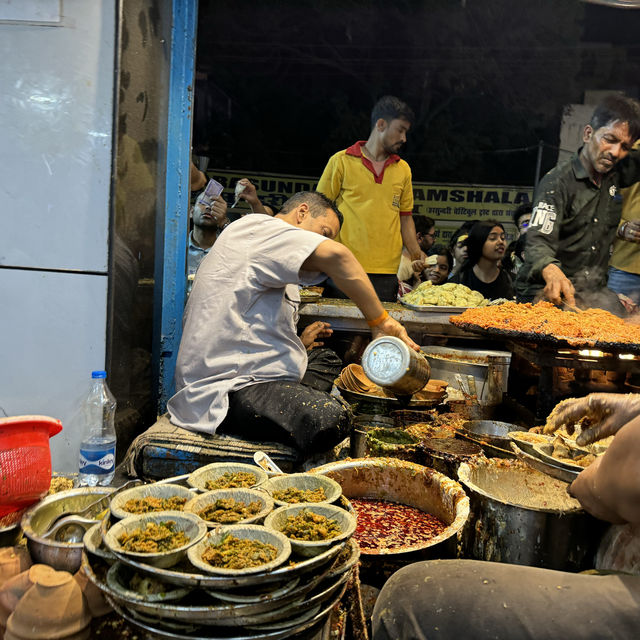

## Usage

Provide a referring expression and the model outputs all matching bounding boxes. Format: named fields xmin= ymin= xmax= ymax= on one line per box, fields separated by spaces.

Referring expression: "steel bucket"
xmin=457 ymin=460 xmax=606 ymax=571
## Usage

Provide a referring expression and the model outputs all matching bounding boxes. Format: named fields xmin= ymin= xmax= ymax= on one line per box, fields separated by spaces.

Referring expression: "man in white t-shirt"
xmin=168 ymin=191 xmax=418 ymax=455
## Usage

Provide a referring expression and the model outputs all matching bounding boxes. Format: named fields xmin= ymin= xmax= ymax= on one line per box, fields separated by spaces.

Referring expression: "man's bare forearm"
xmin=302 ymin=241 xmax=385 ymax=320
xmin=400 ymin=216 xmax=422 ymax=260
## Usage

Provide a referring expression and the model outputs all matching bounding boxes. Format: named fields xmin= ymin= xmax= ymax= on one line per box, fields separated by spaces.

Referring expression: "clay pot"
xmin=0 ymin=547 xmax=32 ymax=588
xmin=5 ymin=565 xmax=90 ymax=639
xmin=5 ymin=629 xmax=90 ymax=640
xmin=74 ymin=568 xmax=112 ymax=618
xmin=0 ymin=564 xmax=42 ymax=625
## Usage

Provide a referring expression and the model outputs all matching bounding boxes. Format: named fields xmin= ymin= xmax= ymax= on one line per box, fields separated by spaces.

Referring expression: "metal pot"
xmin=420 ymin=437 xmax=484 ymax=479
xmin=457 ymin=460 xmax=606 ymax=571
xmin=22 ymin=487 xmax=113 ymax=573
xmin=312 ymin=457 xmax=470 ymax=586
xmin=362 ymin=337 xmax=431 ymax=396
xmin=350 ymin=415 xmax=394 ymax=457
xmin=421 ymin=346 xmax=511 ymax=405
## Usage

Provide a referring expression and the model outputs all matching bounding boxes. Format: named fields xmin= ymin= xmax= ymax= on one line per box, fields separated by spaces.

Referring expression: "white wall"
xmin=0 ymin=0 xmax=116 ymax=471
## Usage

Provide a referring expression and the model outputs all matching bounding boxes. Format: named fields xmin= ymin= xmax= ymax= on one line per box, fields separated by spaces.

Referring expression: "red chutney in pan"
xmin=349 ymin=498 xmax=447 ymax=552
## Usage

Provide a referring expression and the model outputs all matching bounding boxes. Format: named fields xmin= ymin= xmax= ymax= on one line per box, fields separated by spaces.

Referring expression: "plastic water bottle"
xmin=78 ymin=371 xmax=117 ymax=486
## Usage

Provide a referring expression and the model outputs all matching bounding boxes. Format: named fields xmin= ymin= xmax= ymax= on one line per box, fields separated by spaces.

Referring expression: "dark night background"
xmin=193 ymin=0 xmax=640 ymax=187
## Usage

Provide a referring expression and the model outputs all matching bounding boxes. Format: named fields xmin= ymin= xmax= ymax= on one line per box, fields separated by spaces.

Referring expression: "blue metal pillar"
xmin=153 ymin=0 xmax=198 ymax=414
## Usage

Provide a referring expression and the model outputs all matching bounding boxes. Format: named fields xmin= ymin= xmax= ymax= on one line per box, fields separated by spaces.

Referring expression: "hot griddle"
xmin=452 ymin=320 xmax=640 ymax=355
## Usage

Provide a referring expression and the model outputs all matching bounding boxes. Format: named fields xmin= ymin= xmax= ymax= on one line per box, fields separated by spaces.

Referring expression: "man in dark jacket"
xmin=515 ymin=95 xmax=640 ymax=314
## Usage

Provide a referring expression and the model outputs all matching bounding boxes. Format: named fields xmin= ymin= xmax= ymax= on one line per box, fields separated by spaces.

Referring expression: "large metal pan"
xmin=452 ymin=320 xmax=640 ymax=354
xmin=312 ymin=457 xmax=469 ymax=557
xmin=458 ymin=459 xmax=605 ymax=571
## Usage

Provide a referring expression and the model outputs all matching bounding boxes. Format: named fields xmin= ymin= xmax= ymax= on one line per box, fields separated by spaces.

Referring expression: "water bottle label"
xmin=79 ymin=446 xmax=115 ymax=475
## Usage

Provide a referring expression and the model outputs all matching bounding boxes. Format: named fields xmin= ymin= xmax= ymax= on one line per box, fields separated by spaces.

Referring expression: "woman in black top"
xmin=450 ymin=220 xmax=514 ymax=300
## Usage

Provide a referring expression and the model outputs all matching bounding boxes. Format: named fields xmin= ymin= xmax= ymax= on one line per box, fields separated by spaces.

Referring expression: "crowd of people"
xmin=188 ymin=94 xmax=640 ymax=312
xmin=178 ymin=94 xmax=640 ymax=449
xmin=160 ymin=93 xmax=640 ymax=640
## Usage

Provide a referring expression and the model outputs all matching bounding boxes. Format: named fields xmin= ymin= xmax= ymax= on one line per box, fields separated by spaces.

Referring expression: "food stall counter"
xmin=298 ymin=298 xmax=473 ymax=339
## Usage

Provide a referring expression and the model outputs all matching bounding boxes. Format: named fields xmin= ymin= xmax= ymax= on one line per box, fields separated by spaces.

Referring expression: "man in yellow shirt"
xmin=608 ymin=140 xmax=640 ymax=306
xmin=317 ymin=96 xmax=423 ymax=301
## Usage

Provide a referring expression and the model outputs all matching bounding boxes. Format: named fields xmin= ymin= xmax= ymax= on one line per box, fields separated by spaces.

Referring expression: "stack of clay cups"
xmin=4 ymin=565 xmax=91 ymax=640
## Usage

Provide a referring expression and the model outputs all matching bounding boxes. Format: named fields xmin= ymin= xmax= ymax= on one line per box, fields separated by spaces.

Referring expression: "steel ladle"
xmin=42 ymin=515 xmax=98 ymax=543
xmin=43 ymin=479 xmax=142 ymax=543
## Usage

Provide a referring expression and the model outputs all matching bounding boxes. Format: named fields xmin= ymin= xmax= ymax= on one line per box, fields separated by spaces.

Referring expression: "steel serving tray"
xmin=83 ymin=552 xmax=339 ymax=626
xmin=533 ymin=442 xmax=592 ymax=474
xmin=245 ymin=571 xmax=351 ymax=630
xmin=401 ymin=302 xmax=468 ymax=313
xmin=511 ymin=443 xmax=580 ymax=484
xmin=106 ymin=584 xmax=346 ymax=640
xmin=99 ymin=512 xmax=345 ymax=589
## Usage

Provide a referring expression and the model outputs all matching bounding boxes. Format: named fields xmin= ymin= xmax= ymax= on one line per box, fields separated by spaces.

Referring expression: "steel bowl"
xmin=110 ymin=483 xmax=194 ymax=520
xmin=187 ymin=462 xmax=268 ymax=493
xmin=263 ymin=473 xmax=342 ymax=507
xmin=264 ymin=503 xmax=356 ymax=558
xmin=22 ymin=487 xmax=114 ymax=573
xmin=462 ymin=420 xmax=527 ymax=448
xmin=184 ymin=488 xmax=274 ymax=526
xmin=187 ymin=524 xmax=291 ymax=575
xmin=83 ymin=523 xmax=116 ymax=564
xmin=104 ymin=511 xmax=207 ymax=569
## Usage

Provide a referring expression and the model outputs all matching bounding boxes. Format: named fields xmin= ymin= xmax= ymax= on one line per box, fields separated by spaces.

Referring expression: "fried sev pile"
xmin=452 ymin=301 xmax=640 ymax=346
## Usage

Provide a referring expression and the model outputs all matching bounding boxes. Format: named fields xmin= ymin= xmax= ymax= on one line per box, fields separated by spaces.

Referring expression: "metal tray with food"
xmin=400 ymin=302 xmax=468 ymax=313
xmin=99 ymin=512 xmax=345 ymax=589
xmin=507 ymin=431 xmax=553 ymax=457
xmin=533 ymin=442 xmax=597 ymax=474
xmin=511 ymin=443 xmax=579 ymax=484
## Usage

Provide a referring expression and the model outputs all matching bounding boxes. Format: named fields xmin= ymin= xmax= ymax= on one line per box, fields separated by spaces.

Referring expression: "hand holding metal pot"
xmin=369 ymin=313 xmax=419 ymax=352
xmin=544 ymin=393 xmax=640 ymax=445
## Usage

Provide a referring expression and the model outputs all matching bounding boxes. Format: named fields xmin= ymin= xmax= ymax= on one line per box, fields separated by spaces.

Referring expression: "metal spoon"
xmin=42 ymin=515 xmax=97 ymax=543
xmin=254 ymin=451 xmax=284 ymax=475
xmin=46 ymin=479 xmax=142 ymax=533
